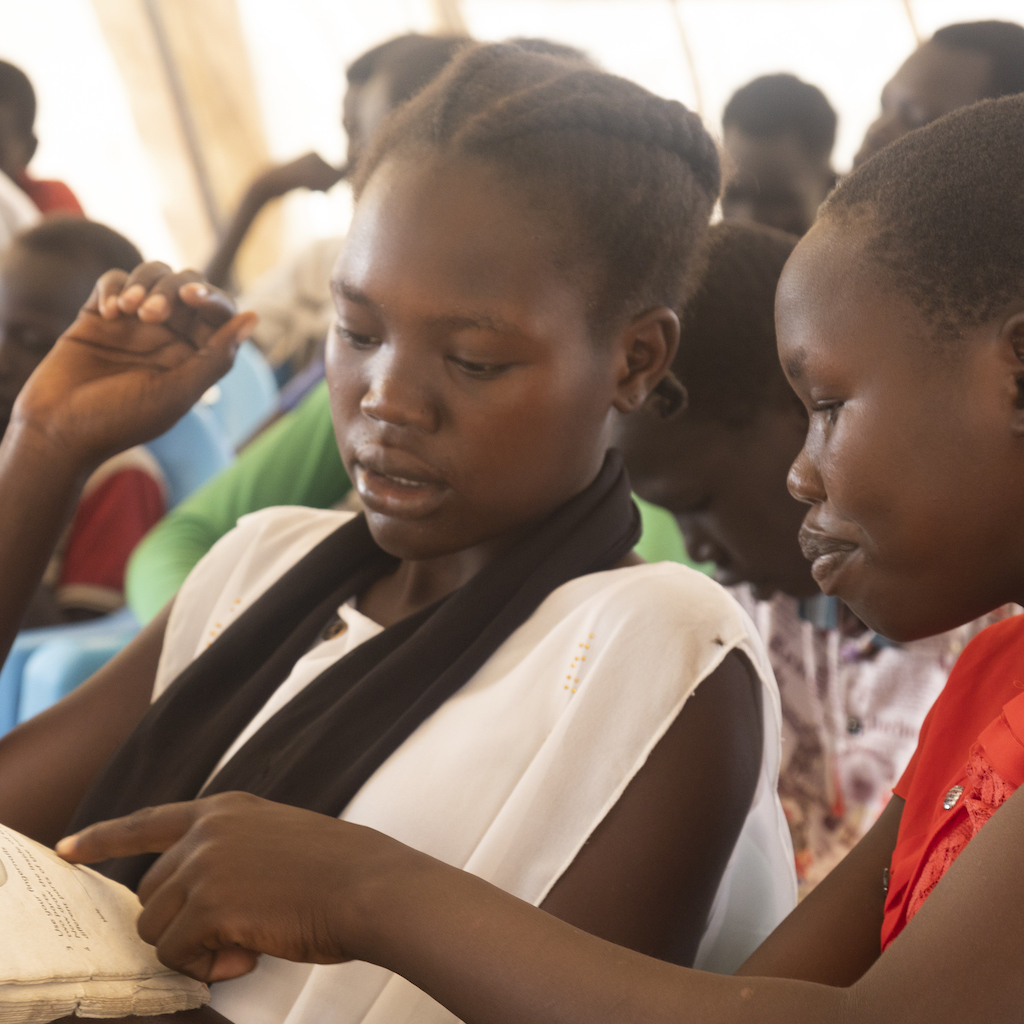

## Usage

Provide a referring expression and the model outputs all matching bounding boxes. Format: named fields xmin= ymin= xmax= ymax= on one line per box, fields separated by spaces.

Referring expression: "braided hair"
xmin=823 ymin=94 xmax=1024 ymax=340
xmin=352 ymin=43 xmax=721 ymax=416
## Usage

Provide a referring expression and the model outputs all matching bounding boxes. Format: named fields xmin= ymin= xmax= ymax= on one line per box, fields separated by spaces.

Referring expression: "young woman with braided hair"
xmin=0 ymin=44 xmax=795 ymax=1023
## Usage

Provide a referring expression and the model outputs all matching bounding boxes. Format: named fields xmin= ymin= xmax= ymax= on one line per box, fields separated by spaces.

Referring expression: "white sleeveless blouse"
xmin=154 ymin=508 xmax=796 ymax=1024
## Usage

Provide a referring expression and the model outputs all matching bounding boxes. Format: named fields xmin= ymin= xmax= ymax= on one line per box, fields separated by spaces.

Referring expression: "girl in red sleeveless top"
xmin=12 ymin=87 xmax=1024 ymax=1024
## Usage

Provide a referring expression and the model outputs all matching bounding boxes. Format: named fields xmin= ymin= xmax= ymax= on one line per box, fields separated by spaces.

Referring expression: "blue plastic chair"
xmin=0 ymin=406 xmax=236 ymax=734
xmin=14 ymin=608 xmax=142 ymax=726
xmin=145 ymin=402 xmax=234 ymax=509
xmin=0 ymin=608 xmax=140 ymax=733
xmin=198 ymin=341 xmax=278 ymax=450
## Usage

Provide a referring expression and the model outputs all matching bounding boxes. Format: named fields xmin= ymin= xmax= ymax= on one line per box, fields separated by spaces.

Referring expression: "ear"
xmin=610 ymin=306 xmax=680 ymax=414
xmin=1002 ymin=311 xmax=1024 ymax=435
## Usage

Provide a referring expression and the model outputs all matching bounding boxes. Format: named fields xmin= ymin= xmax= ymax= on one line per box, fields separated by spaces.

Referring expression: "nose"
xmin=359 ymin=344 xmax=439 ymax=433
xmin=787 ymin=435 xmax=826 ymax=506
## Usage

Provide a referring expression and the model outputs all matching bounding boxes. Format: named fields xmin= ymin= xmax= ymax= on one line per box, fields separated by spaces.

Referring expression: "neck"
xmin=357 ymin=531 xmax=529 ymax=628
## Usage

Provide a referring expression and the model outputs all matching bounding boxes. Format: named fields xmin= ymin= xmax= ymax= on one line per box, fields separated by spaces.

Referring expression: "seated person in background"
xmin=0 ymin=61 xmax=83 ymax=217
xmin=720 ymin=74 xmax=836 ymax=236
xmin=0 ymin=219 xmax=164 ymax=625
xmin=619 ymin=220 xmax=1017 ymax=897
xmin=855 ymin=19 xmax=1024 ymax=166
xmin=210 ymin=34 xmax=468 ymax=379
xmin=0 ymin=45 xmax=796 ymax=1024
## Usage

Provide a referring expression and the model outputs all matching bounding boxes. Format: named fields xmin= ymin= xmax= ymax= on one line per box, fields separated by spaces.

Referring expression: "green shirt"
xmin=126 ymin=380 xmax=711 ymax=622
xmin=126 ymin=382 xmax=349 ymax=622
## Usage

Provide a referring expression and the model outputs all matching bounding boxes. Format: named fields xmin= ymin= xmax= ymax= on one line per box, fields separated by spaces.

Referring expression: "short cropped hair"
xmin=346 ymin=34 xmax=469 ymax=109
xmin=13 ymin=218 xmax=142 ymax=279
xmin=675 ymin=221 xmax=798 ymax=426
xmin=823 ymin=94 xmax=1024 ymax=338
xmin=0 ymin=61 xmax=35 ymax=137
xmin=723 ymin=74 xmax=837 ymax=161
xmin=932 ymin=21 xmax=1024 ymax=99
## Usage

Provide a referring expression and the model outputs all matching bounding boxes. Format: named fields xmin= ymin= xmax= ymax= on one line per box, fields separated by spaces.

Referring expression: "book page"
xmin=0 ymin=823 xmax=207 ymax=1020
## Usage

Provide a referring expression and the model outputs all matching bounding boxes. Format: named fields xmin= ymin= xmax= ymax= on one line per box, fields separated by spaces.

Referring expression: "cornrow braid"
xmin=353 ymin=43 xmax=720 ymax=414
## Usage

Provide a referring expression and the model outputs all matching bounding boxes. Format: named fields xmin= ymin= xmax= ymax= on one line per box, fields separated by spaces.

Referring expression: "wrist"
xmin=330 ymin=825 xmax=435 ymax=967
xmin=1 ymin=416 xmax=97 ymax=483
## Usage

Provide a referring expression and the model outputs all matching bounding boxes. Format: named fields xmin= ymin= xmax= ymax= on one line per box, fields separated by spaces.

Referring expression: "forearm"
xmin=205 ymin=188 xmax=266 ymax=290
xmin=353 ymin=845 xmax=851 ymax=1024
xmin=0 ymin=423 xmax=89 ymax=664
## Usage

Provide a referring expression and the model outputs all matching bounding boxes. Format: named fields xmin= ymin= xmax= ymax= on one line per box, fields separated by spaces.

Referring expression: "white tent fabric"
xmin=0 ymin=0 xmax=1020 ymax=282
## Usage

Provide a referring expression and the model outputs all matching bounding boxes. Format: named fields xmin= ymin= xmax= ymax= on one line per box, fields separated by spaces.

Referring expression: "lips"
xmin=798 ymin=528 xmax=859 ymax=592
xmin=352 ymin=448 xmax=448 ymax=519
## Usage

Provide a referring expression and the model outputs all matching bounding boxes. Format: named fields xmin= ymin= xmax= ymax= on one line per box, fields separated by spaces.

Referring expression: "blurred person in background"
xmin=855 ymin=19 xmax=1024 ymax=166
xmin=720 ymin=74 xmax=836 ymax=237
xmin=0 ymin=219 xmax=165 ymax=626
xmin=206 ymin=34 xmax=469 ymax=381
xmin=0 ymin=61 xmax=84 ymax=217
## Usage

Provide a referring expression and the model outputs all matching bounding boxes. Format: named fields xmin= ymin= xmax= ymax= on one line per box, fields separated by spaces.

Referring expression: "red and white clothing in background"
xmin=44 ymin=447 xmax=166 ymax=615
xmin=16 ymin=171 xmax=83 ymax=217
xmin=732 ymin=586 xmax=1019 ymax=898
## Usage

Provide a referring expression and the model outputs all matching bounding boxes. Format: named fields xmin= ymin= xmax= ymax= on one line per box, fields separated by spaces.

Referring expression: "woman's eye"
xmin=824 ymin=402 xmax=843 ymax=427
xmin=337 ymin=326 xmax=378 ymax=349
xmin=449 ymin=356 xmax=512 ymax=380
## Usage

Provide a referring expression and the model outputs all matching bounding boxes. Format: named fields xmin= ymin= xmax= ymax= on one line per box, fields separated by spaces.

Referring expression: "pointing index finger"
xmin=56 ymin=802 xmax=202 ymax=864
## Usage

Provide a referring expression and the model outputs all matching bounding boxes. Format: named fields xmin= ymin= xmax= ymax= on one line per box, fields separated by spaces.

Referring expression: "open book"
xmin=0 ymin=823 xmax=208 ymax=1022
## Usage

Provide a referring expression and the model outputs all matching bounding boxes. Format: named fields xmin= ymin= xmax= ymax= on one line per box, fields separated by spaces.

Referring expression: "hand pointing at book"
xmin=57 ymin=793 xmax=405 ymax=983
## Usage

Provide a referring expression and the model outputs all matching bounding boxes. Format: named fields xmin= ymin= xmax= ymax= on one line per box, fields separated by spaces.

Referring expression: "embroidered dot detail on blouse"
xmin=563 ymin=634 xmax=596 ymax=693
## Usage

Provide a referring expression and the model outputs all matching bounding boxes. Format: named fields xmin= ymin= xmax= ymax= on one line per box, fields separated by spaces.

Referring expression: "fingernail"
xmin=140 ymin=294 xmax=169 ymax=317
xmin=187 ymin=283 xmax=209 ymax=298
xmin=102 ymin=296 xmax=119 ymax=318
xmin=55 ymin=836 xmax=75 ymax=856
xmin=119 ymin=284 xmax=145 ymax=310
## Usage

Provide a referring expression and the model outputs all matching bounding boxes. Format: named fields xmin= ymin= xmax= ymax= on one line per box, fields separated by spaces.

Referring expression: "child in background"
xmin=619 ymin=220 xmax=1017 ymax=896
xmin=0 ymin=219 xmax=163 ymax=624
xmin=720 ymin=75 xmax=836 ymax=236
xmin=210 ymin=34 xmax=469 ymax=377
xmin=0 ymin=61 xmax=83 ymax=217
xmin=854 ymin=19 xmax=1024 ymax=166
xmin=54 ymin=89 xmax=1024 ymax=1024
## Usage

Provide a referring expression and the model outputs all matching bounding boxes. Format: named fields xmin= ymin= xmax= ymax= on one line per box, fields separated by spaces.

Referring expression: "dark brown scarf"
xmin=69 ymin=450 xmax=640 ymax=890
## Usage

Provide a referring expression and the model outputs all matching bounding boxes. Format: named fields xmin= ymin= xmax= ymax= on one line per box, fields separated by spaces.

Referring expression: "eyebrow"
xmin=332 ymin=280 xmax=520 ymax=335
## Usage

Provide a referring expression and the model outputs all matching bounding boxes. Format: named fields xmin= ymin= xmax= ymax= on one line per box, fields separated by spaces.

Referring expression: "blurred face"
xmin=721 ymin=127 xmax=833 ymax=236
xmin=0 ymin=246 xmax=89 ymax=432
xmin=854 ymin=41 xmax=992 ymax=167
xmin=777 ymin=217 xmax=1024 ymax=641
xmin=328 ymin=154 xmax=634 ymax=562
xmin=620 ymin=405 xmax=815 ymax=600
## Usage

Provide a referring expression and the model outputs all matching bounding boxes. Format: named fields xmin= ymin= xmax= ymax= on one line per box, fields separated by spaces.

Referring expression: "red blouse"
xmin=882 ymin=615 xmax=1024 ymax=950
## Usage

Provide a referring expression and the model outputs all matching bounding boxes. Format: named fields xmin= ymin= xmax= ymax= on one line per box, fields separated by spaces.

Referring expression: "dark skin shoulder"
xmin=541 ymin=647 xmax=764 ymax=964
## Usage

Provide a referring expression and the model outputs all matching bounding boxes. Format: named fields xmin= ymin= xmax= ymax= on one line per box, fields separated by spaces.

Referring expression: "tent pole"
xmin=140 ymin=0 xmax=223 ymax=235
xmin=669 ymin=0 xmax=704 ymax=118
